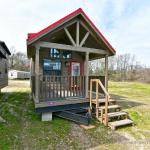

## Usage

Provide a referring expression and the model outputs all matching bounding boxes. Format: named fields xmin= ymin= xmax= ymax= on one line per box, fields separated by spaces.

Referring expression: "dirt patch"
xmin=70 ymin=123 xmax=99 ymax=149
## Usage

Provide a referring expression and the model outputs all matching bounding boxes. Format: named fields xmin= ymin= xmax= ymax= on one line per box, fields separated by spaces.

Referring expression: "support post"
xmin=85 ymin=52 xmax=89 ymax=98
xmin=30 ymin=58 xmax=32 ymax=88
xmin=35 ymin=46 xmax=40 ymax=103
xmin=105 ymin=55 xmax=108 ymax=91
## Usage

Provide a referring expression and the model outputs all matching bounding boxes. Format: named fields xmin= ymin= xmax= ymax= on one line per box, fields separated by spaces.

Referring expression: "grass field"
xmin=0 ymin=80 xmax=150 ymax=150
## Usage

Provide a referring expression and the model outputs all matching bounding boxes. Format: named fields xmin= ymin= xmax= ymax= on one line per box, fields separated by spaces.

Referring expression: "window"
xmin=50 ymin=48 xmax=60 ymax=58
xmin=72 ymin=62 xmax=80 ymax=76
xmin=43 ymin=59 xmax=61 ymax=75
xmin=63 ymin=51 xmax=72 ymax=59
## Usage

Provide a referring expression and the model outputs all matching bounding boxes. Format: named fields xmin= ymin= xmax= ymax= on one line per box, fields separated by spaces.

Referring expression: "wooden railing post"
xmin=35 ymin=45 xmax=40 ymax=103
xmin=89 ymin=79 xmax=109 ymax=126
xmin=85 ymin=52 xmax=89 ymax=98
xmin=96 ymin=81 xmax=99 ymax=119
xmin=105 ymin=55 xmax=108 ymax=91
xmin=90 ymin=80 xmax=92 ymax=109
xmin=104 ymin=95 xmax=109 ymax=126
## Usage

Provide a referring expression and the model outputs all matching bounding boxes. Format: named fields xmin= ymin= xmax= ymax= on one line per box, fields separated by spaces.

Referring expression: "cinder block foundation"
xmin=42 ymin=112 xmax=52 ymax=121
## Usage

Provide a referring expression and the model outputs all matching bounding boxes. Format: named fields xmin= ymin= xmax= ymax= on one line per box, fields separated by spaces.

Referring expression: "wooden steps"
xmin=106 ymin=111 xmax=127 ymax=118
xmin=92 ymin=98 xmax=116 ymax=104
xmin=89 ymin=79 xmax=133 ymax=130
xmin=99 ymin=104 xmax=120 ymax=110
xmin=109 ymin=119 xmax=133 ymax=130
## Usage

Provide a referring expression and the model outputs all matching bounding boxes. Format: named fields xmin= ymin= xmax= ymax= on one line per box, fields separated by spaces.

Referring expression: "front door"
xmin=70 ymin=62 xmax=82 ymax=90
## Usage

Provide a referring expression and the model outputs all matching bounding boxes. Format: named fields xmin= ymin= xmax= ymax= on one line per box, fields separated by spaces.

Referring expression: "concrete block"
xmin=42 ymin=112 xmax=52 ymax=121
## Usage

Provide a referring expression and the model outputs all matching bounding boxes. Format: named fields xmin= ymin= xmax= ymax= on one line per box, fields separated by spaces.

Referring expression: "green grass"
xmin=109 ymin=81 xmax=150 ymax=140
xmin=0 ymin=80 xmax=150 ymax=149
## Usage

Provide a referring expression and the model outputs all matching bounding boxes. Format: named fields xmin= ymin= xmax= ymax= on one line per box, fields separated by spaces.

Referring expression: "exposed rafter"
xmin=80 ymin=32 xmax=89 ymax=47
xmin=76 ymin=21 xmax=80 ymax=46
xmin=64 ymin=21 xmax=90 ymax=48
xmin=79 ymin=20 xmax=103 ymax=46
xmin=64 ymin=27 xmax=76 ymax=46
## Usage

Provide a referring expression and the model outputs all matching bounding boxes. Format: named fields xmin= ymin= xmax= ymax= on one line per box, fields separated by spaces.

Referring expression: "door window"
xmin=72 ymin=62 xmax=80 ymax=76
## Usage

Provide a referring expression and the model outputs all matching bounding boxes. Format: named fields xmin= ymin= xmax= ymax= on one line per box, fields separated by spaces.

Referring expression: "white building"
xmin=8 ymin=70 xmax=30 ymax=79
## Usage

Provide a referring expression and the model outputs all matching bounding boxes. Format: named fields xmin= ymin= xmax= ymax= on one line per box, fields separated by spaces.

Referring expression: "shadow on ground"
xmin=110 ymin=94 xmax=147 ymax=109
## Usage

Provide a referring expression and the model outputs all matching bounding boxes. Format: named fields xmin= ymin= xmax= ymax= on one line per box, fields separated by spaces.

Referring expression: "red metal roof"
xmin=27 ymin=8 xmax=116 ymax=54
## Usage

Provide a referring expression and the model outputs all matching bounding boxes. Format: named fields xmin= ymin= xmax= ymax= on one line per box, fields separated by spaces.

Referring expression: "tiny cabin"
xmin=0 ymin=41 xmax=11 ymax=92
xmin=27 ymin=8 xmax=116 ymax=121
xmin=8 ymin=70 xmax=30 ymax=79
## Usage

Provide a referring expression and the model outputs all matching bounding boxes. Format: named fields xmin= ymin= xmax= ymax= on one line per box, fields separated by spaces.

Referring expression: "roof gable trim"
xmin=27 ymin=8 xmax=116 ymax=54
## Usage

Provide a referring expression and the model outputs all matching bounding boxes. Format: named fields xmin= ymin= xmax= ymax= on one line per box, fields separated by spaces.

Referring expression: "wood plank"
xmin=56 ymin=76 xmax=59 ymax=98
xmin=85 ymin=52 xmax=89 ymax=98
xmin=64 ymin=27 xmax=76 ymax=46
xmin=53 ymin=76 xmax=55 ymax=98
xmin=80 ymin=125 xmax=95 ymax=130
xmin=35 ymin=46 xmax=40 ymax=102
xmin=49 ymin=76 xmax=51 ymax=98
xmin=60 ymin=76 xmax=62 ymax=98
xmin=79 ymin=76 xmax=82 ymax=97
xmin=109 ymin=119 xmax=133 ymax=130
xmin=76 ymin=21 xmax=79 ymax=46
xmin=63 ymin=76 xmax=65 ymax=98
xmin=105 ymin=55 xmax=108 ymax=91
xmin=104 ymin=111 xmax=127 ymax=118
xmin=35 ymin=98 xmax=89 ymax=108
xmin=36 ymin=42 xmax=108 ymax=55
xmin=67 ymin=76 xmax=69 ymax=97
xmin=96 ymin=81 xmax=99 ymax=118
xmin=45 ymin=76 xmax=47 ymax=98
xmin=80 ymin=32 xmax=89 ymax=47
xmin=99 ymin=105 xmax=121 ymax=110
xmin=73 ymin=76 xmax=75 ymax=97
xmin=92 ymin=98 xmax=116 ymax=104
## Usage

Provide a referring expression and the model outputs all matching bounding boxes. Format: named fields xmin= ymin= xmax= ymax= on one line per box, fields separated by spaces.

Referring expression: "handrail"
xmin=90 ymin=79 xmax=109 ymax=126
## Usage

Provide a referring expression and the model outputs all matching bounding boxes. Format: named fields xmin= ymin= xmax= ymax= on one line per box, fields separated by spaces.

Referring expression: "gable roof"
xmin=27 ymin=8 xmax=116 ymax=54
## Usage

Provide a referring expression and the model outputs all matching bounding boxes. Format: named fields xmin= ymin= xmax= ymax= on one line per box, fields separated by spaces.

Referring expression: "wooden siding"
xmin=39 ymin=48 xmax=85 ymax=76
xmin=0 ymin=57 xmax=8 ymax=89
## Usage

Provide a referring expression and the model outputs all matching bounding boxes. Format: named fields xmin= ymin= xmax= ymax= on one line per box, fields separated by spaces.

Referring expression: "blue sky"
xmin=0 ymin=0 xmax=150 ymax=66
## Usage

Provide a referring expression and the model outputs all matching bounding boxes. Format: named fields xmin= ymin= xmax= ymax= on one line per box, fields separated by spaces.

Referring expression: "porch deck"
xmin=32 ymin=75 xmax=105 ymax=113
xmin=35 ymin=97 xmax=89 ymax=113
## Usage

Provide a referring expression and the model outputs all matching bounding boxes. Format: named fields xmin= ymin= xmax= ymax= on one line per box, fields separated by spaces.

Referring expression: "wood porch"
xmin=31 ymin=75 xmax=105 ymax=113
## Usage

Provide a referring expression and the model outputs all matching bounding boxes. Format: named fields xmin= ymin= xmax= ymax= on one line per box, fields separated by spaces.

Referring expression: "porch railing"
xmin=39 ymin=75 xmax=86 ymax=101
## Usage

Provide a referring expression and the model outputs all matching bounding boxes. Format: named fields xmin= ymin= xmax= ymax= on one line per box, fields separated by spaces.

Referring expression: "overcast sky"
xmin=0 ymin=0 xmax=150 ymax=66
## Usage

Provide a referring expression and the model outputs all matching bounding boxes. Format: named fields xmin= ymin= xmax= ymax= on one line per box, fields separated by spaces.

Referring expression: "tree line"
xmin=8 ymin=49 xmax=150 ymax=83
xmin=9 ymin=47 xmax=30 ymax=72
xmin=89 ymin=54 xmax=150 ymax=83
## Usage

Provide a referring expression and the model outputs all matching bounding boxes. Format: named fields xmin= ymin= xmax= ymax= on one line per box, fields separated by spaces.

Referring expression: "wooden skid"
xmin=109 ymin=119 xmax=133 ymax=130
